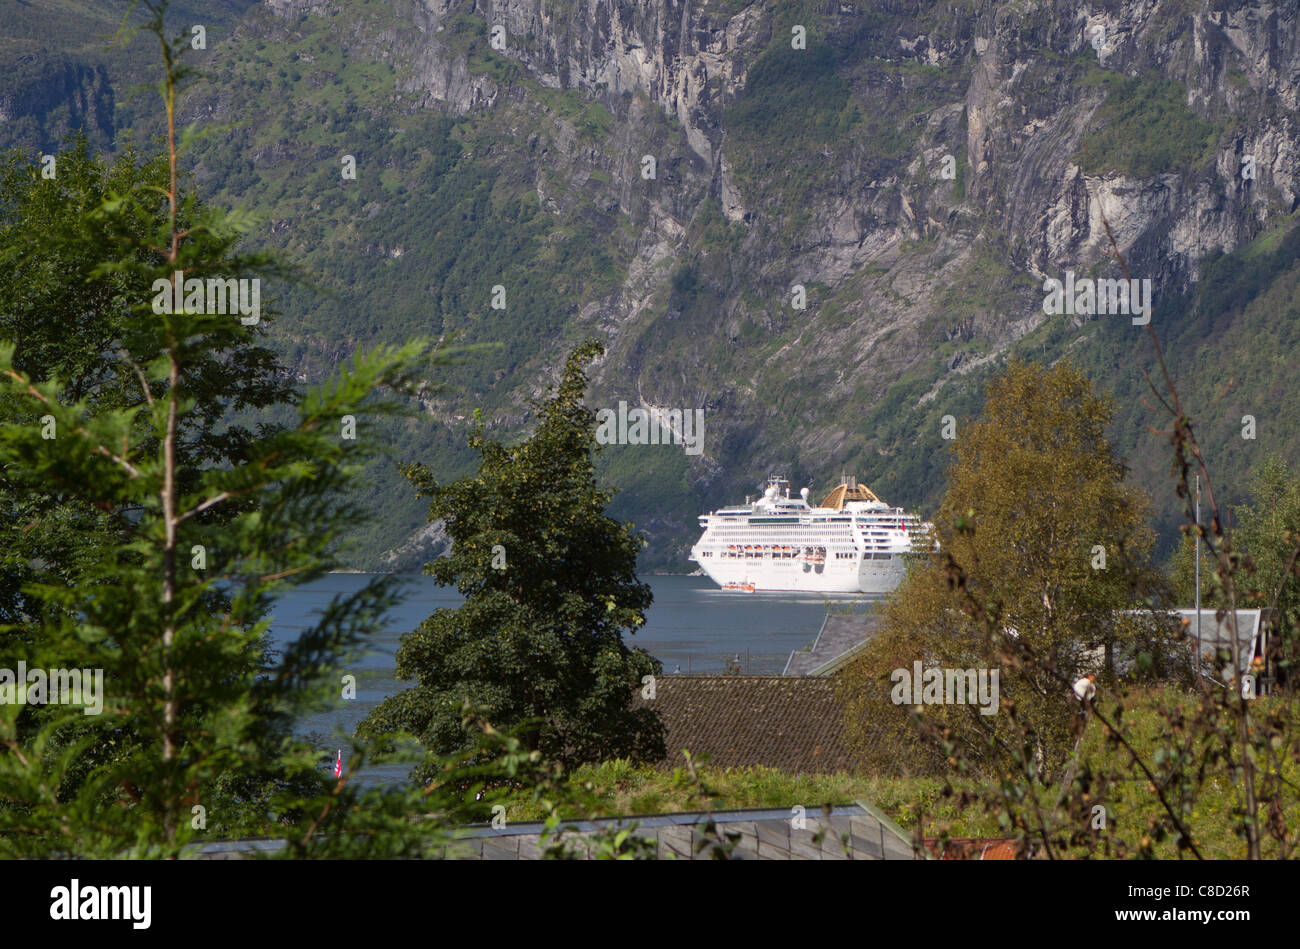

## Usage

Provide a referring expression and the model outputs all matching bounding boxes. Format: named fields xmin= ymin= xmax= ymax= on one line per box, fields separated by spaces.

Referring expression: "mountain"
xmin=5 ymin=0 xmax=1300 ymax=571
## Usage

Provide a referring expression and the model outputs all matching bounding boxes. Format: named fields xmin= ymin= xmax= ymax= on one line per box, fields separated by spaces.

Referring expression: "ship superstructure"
xmin=689 ymin=476 xmax=929 ymax=594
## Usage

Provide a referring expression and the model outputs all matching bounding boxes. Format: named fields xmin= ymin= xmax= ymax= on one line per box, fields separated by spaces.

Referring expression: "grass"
xmin=501 ymin=759 xmax=916 ymax=819
xmin=496 ymin=758 xmax=1006 ymax=845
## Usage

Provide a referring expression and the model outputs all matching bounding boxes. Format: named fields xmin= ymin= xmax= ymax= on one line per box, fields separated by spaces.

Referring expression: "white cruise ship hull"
xmin=692 ymin=554 xmax=906 ymax=594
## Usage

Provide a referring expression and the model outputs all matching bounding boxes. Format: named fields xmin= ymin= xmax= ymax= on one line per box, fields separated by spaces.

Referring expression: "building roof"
xmin=448 ymin=803 xmax=916 ymax=860
xmin=634 ymin=675 xmax=854 ymax=773
xmin=1173 ymin=608 xmax=1263 ymax=678
xmin=784 ymin=610 xmax=881 ymax=676
xmin=191 ymin=804 xmax=919 ymax=860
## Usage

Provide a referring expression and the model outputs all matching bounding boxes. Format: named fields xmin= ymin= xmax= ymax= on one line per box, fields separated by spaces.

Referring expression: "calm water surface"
xmin=268 ymin=573 xmax=878 ymax=786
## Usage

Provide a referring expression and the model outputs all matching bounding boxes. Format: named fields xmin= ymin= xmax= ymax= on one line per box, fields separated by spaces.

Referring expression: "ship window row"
xmin=715 ymin=549 xmax=861 ymax=553
xmin=710 ymin=530 xmax=855 ymax=536
xmin=703 ymin=549 xmax=894 ymax=561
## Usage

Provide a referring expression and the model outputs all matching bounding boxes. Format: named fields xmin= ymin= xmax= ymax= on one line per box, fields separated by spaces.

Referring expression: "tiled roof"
xmin=633 ymin=674 xmax=854 ymax=773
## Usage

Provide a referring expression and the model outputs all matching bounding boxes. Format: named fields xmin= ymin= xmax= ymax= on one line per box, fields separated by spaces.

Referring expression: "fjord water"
xmin=268 ymin=573 xmax=875 ymax=787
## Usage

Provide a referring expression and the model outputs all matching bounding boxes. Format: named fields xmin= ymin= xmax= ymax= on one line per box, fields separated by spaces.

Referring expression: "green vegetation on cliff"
xmin=4 ymin=0 xmax=1294 ymax=575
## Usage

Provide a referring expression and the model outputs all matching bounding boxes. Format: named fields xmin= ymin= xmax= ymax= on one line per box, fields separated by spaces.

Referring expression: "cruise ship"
xmin=689 ymin=476 xmax=929 ymax=594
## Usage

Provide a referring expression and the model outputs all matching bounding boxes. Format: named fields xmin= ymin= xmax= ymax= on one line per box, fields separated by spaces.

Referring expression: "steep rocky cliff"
xmin=7 ymin=0 xmax=1300 ymax=568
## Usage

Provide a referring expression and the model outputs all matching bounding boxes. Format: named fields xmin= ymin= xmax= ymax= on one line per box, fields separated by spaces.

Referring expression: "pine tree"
xmin=0 ymin=134 xmax=294 ymax=637
xmin=360 ymin=341 xmax=665 ymax=778
xmin=0 ymin=0 xmax=527 ymax=857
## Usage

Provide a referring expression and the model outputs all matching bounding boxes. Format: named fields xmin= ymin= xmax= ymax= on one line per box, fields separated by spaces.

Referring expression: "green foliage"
xmin=9 ymin=0 xmax=1289 ymax=584
xmin=728 ymin=41 xmax=856 ymax=148
xmin=496 ymin=691 xmax=1300 ymax=857
xmin=1234 ymin=455 xmax=1300 ymax=679
xmin=694 ymin=197 xmax=745 ymax=257
xmin=359 ymin=342 xmax=666 ymax=777
xmin=1196 ymin=220 xmax=1300 ymax=329
xmin=1078 ymin=73 xmax=1220 ymax=178
xmin=1165 ymin=529 xmax=1221 ymax=610
xmin=0 ymin=181 xmax=461 ymax=857
xmin=1047 ymin=215 xmax=1300 ymax=558
xmin=726 ymin=37 xmax=859 ymax=212
xmin=668 ymin=262 xmax=701 ymax=312
xmin=0 ymin=0 xmax=555 ymax=859
xmin=164 ymin=9 xmax=631 ymax=566
xmin=0 ymin=128 xmax=301 ymax=808
xmin=841 ymin=358 xmax=1172 ymax=777
xmin=849 ymin=297 xmax=1300 ymax=858
xmin=600 ymin=443 xmax=693 ymax=572
xmin=440 ymin=13 xmax=527 ymax=85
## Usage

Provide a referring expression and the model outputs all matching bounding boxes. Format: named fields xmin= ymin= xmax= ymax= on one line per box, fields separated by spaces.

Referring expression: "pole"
xmin=1194 ymin=475 xmax=1201 ymax=674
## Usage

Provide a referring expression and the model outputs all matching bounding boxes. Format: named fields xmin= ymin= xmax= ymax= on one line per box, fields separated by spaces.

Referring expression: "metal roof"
xmin=819 ymin=481 xmax=882 ymax=509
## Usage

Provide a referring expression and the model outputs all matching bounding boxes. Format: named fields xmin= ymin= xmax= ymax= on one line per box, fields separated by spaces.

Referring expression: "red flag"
xmin=333 ymin=750 xmax=342 ymax=777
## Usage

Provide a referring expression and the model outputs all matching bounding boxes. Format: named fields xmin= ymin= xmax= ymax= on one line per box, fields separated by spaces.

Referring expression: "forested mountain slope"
xmin=5 ymin=0 xmax=1298 ymax=569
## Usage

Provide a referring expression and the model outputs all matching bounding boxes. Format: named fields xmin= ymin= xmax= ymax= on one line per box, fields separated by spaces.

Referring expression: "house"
xmin=1097 ymin=608 xmax=1271 ymax=692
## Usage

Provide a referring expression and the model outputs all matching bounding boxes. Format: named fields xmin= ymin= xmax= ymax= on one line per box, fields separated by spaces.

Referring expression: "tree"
xmin=360 ymin=341 xmax=665 ymax=778
xmin=840 ymin=357 xmax=1168 ymax=777
xmin=1166 ymin=529 xmax=1221 ymax=610
xmin=868 ymin=214 xmax=1300 ymax=859
xmin=1233 ymin=454 xmax=1300 ymax=684
xmin=0 ymin=133 xmax=293 ymax=634
xmin=0 ymin=0 xmax=509 ymax=857
xmin=0 ymin=116 xmax=300 ymax=812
